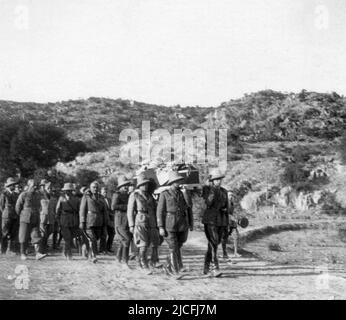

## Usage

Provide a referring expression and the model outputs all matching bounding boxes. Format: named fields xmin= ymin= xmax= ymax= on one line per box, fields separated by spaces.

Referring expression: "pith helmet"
xmin=117 ymin=176 xmax=131 ymax=189
xmin=167 ymin=171 xmax=185 ymax=185
xmin=209 ymin=168 xmax=225 ymax=181
xmin=5 ymin=177 xmax=18 ymax=188
xmin=136 ymin=173 xmax=151 ymax=188
xmin=62 ymin=183 xmax=75 ymax=191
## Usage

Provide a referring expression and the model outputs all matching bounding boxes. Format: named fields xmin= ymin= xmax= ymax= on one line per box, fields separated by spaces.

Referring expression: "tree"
xmin=0 ymin=118 xmax=89 ymax=181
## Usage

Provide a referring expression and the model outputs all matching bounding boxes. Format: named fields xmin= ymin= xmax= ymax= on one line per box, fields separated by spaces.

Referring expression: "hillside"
xmin=1 ymin=90 xmax=346 ymax=151
xmin=1 ymin=89 xmax=346 ymax=221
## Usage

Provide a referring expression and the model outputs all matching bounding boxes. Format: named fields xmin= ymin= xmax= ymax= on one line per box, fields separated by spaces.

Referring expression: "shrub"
xmin=75 ymin=169 xmax=100 ymax=187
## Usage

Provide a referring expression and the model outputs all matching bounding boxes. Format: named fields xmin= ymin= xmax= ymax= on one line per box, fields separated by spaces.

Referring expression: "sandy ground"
xmin=1 ymin=227 xmax=346 ymax=300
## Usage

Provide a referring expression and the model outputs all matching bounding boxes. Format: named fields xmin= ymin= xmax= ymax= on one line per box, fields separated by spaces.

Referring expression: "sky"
xmin=0 ymin=0 xmax=346 ymax=107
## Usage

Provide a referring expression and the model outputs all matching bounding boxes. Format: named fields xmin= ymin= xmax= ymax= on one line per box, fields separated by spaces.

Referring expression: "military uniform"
xmin=79 ymin=193 xmax=107 ymax=258
xmin=40 ymin=191 xmax=58 ymax=253
xmin=15 ymin=189 xmax=44 ymax=256
xmin=56 ymin=194 xmax=80 ymax=258
xmin=157 ymin=186 xmax=193 ymax=273
xmin=127 ymin=189 xmax=160 ymax=268
xmin=202 ymin=185 xmax=229 ymax=272
xmin=0 ymin=190 xmax=19 ymax=254
xmin=112 ymin=191 xmax=131 ymax=263
xmin=100 ymin=195 xmax=115 ymax=253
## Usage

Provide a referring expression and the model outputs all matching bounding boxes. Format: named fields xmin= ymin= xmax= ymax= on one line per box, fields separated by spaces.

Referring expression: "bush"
xmin=281 ymin=163 xmax=310 ymax=187
xmin=0 ymin=119 xmax=88 ymax=179
xmin=75 ymin=169 xmax=100 ymax=187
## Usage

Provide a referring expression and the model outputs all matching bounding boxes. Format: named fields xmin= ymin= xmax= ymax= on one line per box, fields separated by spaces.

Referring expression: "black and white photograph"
xmin=1 ymin=0 xmax=346 ymax=304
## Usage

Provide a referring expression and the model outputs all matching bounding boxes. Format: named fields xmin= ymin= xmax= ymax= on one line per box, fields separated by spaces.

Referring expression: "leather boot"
xmin=150 ymin=247 xmax=162 ymax=268
xmin=222 ymin=242 xmax=229 ymax=259
xmin=140 ymin=247 xmax=149 ymax=269
xmin=203 ymin=252 xmax=210 ymax=275
xmin=52 ymin=231 xmax=58 ymax=250
xmin=177 ymin=248 xmax=186 ymax=271
xmin=1 ymin=238 xmax=8 ymax=254
xmin=122 ymin=246 xmax=130 ymax=265
xmin=116 ymin=245 xmax=123 ymax=263
xmin=170 ymin=250 xmax=179 ymax=274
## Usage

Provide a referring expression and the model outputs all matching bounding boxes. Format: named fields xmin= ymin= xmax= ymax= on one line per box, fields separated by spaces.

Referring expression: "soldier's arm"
xmin=15 ymin=193 xmax=24 ymax=216
xmin=55 ymin=197 xmax=62 ymax=221
xmin=126 ymin=193 xmax=136 ymax=228
xmin=111 ymin=193 xmax=127 ymax=211
xmin=156 ymin=192 xmax=167 ymax=230
xmin=205 ymin=188 xmax=215 ymax=208
xmin=79 ymin=195 xmax=87 ymax=224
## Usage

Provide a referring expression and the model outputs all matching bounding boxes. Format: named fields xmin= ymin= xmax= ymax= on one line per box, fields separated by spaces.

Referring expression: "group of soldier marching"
xmin=0 ymin=168 xmax=237 ymax=276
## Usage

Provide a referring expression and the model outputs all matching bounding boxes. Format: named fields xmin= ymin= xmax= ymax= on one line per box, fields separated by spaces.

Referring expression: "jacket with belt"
xmin=111 ymin=191 xmax=129 ymax=228
xmin=127 ymin=190 xmax=157 ymax=229
xmin=0 ymin=190 xmax=18 ymax=220
xmin=103 ymin=196 xmax=114 ymax=228
xmin=202 ymin=186 xmax=229 ymax=226
xmin=56 ymin=195 xmax=80 ymax=228
xmin=15 ymin=190 xmax=41 ymax=225
xmin=79 ymin=193 xmax=107 ymax=228
xmin=157 ymin=187 xmax=193 ymax=232
xmin=40 ymin=192 xmax=58 ymax=225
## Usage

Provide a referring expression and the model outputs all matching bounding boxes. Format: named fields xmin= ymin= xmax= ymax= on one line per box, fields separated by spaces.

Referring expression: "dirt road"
xmin=1 ymin=229 xmax=346 ymax=300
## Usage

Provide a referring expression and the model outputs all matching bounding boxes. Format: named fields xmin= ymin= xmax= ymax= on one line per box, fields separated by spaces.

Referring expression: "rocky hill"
xmin=1 ymin=89 xmax=346 ymax=220
xmin=1 ymin=89 xmax=346 ymax=150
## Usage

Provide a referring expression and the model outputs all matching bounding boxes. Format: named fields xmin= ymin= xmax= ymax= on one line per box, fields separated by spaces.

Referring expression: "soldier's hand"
xmin=189 ymin=226 xmax=193 ymax=232
xmin=159 ymin=227 xmax=167 ymax=237
xmin=79 ymin=222 xmax=86 ymax=231
xmin=129 ymin=227 xmax=134 ymax=234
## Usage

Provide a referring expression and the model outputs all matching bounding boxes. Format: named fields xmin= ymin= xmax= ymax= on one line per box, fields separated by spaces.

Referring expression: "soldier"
xmin=79 ymin=181 xmax=107 ymax=263
xmin=202 ymin=169 xmax=229 ymax=275
xmin=56 ymin=183 xmax=81 ymax=260
xmin=40 ymin=181 xmax=58 ymax=254
xmin=127 ymin=173 xmax=160 ymax=272
xmin=15 ymin=179 xmax=47 ymax=261
xmin=0 ymin=177 xmax=19 ymax=255
xmin=39 ymin=179 xmax=48 ymax=194
xmin=14 ymin=184 xmax=22 ymax=195
xmin=100 ymin=186 xmax=115 ymax=253
xmin=112 ymin=176 xmax=132 ymax=266
xmin=157 ymin=171 xmax=193 ymax=275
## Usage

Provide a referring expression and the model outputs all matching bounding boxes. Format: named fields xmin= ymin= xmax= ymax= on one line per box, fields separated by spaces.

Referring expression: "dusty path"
xmin=1 ymin=224 xmax=346 ymax=300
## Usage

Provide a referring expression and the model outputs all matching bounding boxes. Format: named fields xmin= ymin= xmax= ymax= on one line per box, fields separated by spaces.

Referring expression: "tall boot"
xmin=213 ymin=247 xmax=220 ymax=270
xmin=177 ymin=247 xmax=187 ymax=272
xmin=203 ymin=252 xmax=210 ymax=275
xmin=222 ymin=242 xmax=229 ymax=259
xmin=140 ymin=247 xmax=149 ymax=268
xmin=116 ymin=245 xmax=123 ymax=263
xmin=150 ymin=247 xmax=162 ymax=268
xmin=122 ymin=245 xmax=130 ymax=265
xmin=52 ymin=231 xmax=58 ymax=250
xmin=1 ymin=238 xmax=8 ymax=254
xmin=169 ymin=249 xmax=179 ymax=274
